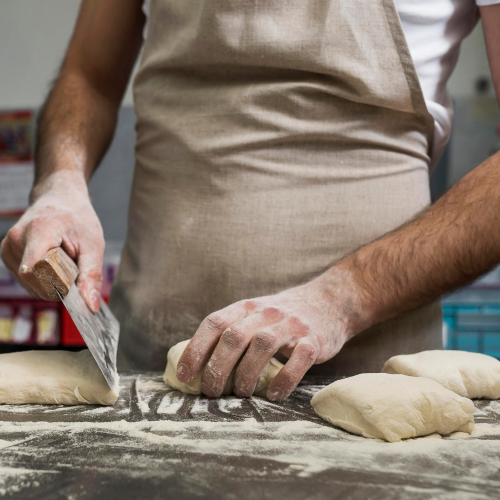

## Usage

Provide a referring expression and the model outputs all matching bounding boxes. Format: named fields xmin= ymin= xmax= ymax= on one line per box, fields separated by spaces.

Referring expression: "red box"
xmin=61 ymin=295 xmax=110 ymax=347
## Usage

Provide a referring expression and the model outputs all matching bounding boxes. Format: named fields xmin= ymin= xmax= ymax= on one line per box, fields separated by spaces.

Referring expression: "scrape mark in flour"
xmin=190 ymin=398 xmax=209 ymax=415
xmin=157 ymin=394 xmax=185 ymax=415
xmin=217 ymin=397 xmax=243 ymax=414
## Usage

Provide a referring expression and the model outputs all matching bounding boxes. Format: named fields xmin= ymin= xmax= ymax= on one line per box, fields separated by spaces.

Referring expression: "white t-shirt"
xmin=142 ymin=0 xmax=498 ymax=165
xmin=396 ymin=0 xmax=498 ymax=165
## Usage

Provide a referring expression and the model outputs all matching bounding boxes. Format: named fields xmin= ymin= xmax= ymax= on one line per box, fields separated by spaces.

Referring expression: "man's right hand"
xmin=0 ymin=0 xmax=144 ymax=312
xmin=0 ymin=171 xmax=104 ymax=313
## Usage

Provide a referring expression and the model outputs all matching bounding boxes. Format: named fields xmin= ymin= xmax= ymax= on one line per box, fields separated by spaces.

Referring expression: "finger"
xmin=233 ymin=322 xmax=287 ymax=397
xmin=76 ymin=238 xmax=105 ymax=314
xmin=1 ymin=237 xmax=20 ymax=272
xmin=2 ymin=227 xmax=23 ymax=260
xmin=267 ymin=338 xmax=318 ymax=401
xmin=176 ymin=301 xmax=255 ymax=383
xmin=201 ymin=308 xmax=283 ymax=397
xmin=19 ymin=218 xmax=63 ymax=299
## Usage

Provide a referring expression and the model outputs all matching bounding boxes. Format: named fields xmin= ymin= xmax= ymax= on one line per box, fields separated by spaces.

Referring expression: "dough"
xmin=311 ymin=373 xmax=474 ymax=442
xmin=163 ymin=340 xmax=283 ymax=397
xmin=0 ymin=350 xmax=119 ymax=405
xmin=383 ymin=350 xmax=500 ymax=399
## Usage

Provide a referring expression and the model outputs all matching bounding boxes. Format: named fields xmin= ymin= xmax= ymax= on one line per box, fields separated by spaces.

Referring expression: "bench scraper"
xmin=33 ymin=247 xmax=119 ymax=389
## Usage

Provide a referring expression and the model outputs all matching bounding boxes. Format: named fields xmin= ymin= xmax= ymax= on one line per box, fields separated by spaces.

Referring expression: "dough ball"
xmin=0 ymin=350 xmax=119 ymax=405
xmin=311 ymin=373 xmax=474 ymax=443
xmin=163 ymin=340 xmax=284 ymax=397
xmin=253 ymin=357 xmax=283 ymax=397
xmin=382 ymin=350 xmax=500 ymax=399
xmin=164 ymin=340 xmax=233 ymax=395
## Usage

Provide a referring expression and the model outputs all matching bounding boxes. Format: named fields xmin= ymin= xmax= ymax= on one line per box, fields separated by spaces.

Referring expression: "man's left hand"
xmin=176 ymin=271 xmax=366 ymax=401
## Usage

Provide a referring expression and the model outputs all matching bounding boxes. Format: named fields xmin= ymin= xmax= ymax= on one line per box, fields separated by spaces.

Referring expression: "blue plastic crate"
xmin=443 ymin=302 xmax=500 ymax=359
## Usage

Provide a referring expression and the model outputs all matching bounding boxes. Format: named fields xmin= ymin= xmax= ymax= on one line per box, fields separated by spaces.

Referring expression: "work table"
xmin=0 ymin=374 xmax=498 ymax=499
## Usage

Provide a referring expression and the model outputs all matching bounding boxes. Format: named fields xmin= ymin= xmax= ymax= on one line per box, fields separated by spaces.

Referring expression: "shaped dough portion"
xmin=383 ymin=350 xmax=500 ymax=399
xmin=0 ymin=350 xmax=119 ymax=405
xmin=311 ymin=373 xmax=474 ymax=443
xmin=163 ymin=340 xmax=283 ymax=397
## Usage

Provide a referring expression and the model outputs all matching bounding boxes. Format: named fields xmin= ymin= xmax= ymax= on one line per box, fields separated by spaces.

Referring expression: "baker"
xmin=2 ymin=0 xmax=499 ymax=402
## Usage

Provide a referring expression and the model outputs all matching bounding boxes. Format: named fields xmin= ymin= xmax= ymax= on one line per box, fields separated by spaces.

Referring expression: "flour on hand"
xmin=0 ymin=350 xmax=119 ymax=405
xmin=383 ymin=350 xmax=500 ymax=399
xmin=163 ymin=340 xmax=283 ymax=398
xmin=311 ymin=373 xmax=474 ymax=443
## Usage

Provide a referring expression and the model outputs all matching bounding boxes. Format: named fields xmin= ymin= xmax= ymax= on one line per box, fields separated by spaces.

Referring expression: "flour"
xmin=154 ymin=392 xmax=244 ymax=416
xmin=292 ymin=386 xmax=325 ymax=397
xmin=135 ymin=375 xmax=171 ymax=414
xmin=471 ymin=423 xmax=500 ymax=437
xmin=0 ymin=376 xmax=498 ymax=499
xmin=0 ymin=405 xmax=44 ymax=413
xmin=191 ymin=398 xmax=209 ymax=414
xmin=81 ymin=406 xmax=114 ymax=415
xmin=157 ymin=394 xmax=185 ymax=415
xmin=0 ymin=418 xmax=498 ymax=481
xmin=0 ymin=466 xmax=56 ymax=497
xmin=136 ymin=396 xmax=150 ymax=414
xmin=0 ymin=417 xmax=498 ymax=499
xmin=482 ymin=400 xmax=500 ymax=415
xmin=217 ymin=398 xmax=243 ymax=413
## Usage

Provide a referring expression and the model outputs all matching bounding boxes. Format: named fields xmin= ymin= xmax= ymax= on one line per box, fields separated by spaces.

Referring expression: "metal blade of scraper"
xmin=32 ymin=247 xmax=119 ymax=389
xmin=55 ymin=284 xmax=119 ymax=389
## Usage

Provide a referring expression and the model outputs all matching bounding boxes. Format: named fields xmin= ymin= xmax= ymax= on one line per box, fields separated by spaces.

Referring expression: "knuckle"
xmin=81 ymin=269 xmax=103 ymax=285
xmin=262 ymin=306 xmax=284 ymax=322
xmin=298 ymin=341 xmax=318 ymax=361
xmin=28 ymin=217 xmax=44 ymax=230
xmin=276 ymin=370 xmax=297 ymax=389
xmin=263 ymin=306 xmax=281 ymax=317
xmin=242 ymin=300 xmax=258 ymax=313
xmin=233 ymin=373 xmax=255 ymax=397
xmin=204 ymin=313 xmax=226 ymax=332
xmin=221 ymin=327 xmax=246 ymax=348
xmin=6 ymin=226 xmax=22 ymax=246
xmin=254 ymin=331 xmax=277 ymax=353
xmin=289 ymin=316 xmax=310 ymax=336
xmin=27 ymin=216 xmax=53 ymax=234
xmin=234 ymin=382 xmax=253 ymax=398
xmin=203 ymin=362 xmax=222 ymax=381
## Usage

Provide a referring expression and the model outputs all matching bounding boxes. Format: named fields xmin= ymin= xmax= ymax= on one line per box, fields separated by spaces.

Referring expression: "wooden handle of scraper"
xmin=32 ymin=247 xmax=79 ymax=301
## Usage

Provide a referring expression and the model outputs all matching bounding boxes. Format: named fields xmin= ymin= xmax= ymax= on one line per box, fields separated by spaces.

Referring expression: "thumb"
xmin=76 ymin=239 xmax=105 ymax=314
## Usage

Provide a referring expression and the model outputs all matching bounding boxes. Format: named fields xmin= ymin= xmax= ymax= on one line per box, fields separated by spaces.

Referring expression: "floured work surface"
xmin=0 ymin=375 xmax=498 ymax=500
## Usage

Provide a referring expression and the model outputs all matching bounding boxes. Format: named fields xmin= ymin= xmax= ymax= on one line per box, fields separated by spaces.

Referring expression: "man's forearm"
xmin=333 ymin=4 xmax=500 ymax=334
xmin=33 ymin=0 xmax=145 ymax=199
xmin=33 ymin=69 xmax=119 ymax=199
xmin=326 ymin=151 xmax=500 ymax=332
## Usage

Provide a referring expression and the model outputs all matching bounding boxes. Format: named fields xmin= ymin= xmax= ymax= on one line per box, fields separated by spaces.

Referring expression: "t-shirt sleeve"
xmin=476 ymin=0 xmax=500 ymax=6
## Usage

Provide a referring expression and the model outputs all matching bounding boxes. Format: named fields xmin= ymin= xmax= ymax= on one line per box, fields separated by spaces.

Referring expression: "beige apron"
xmin=110 ymin=0 xmax=443 ymax=373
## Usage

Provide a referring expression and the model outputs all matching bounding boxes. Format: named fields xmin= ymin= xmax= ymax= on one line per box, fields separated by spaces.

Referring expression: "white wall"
xmin=0 ymin=0 xmax=134 ymax=110
xmin=448 ymin=23 xmax=494 ymax=98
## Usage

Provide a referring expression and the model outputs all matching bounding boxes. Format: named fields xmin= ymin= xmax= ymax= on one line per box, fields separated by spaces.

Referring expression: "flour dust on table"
xmin=0 ymin=374 xmax=498 ymax=499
